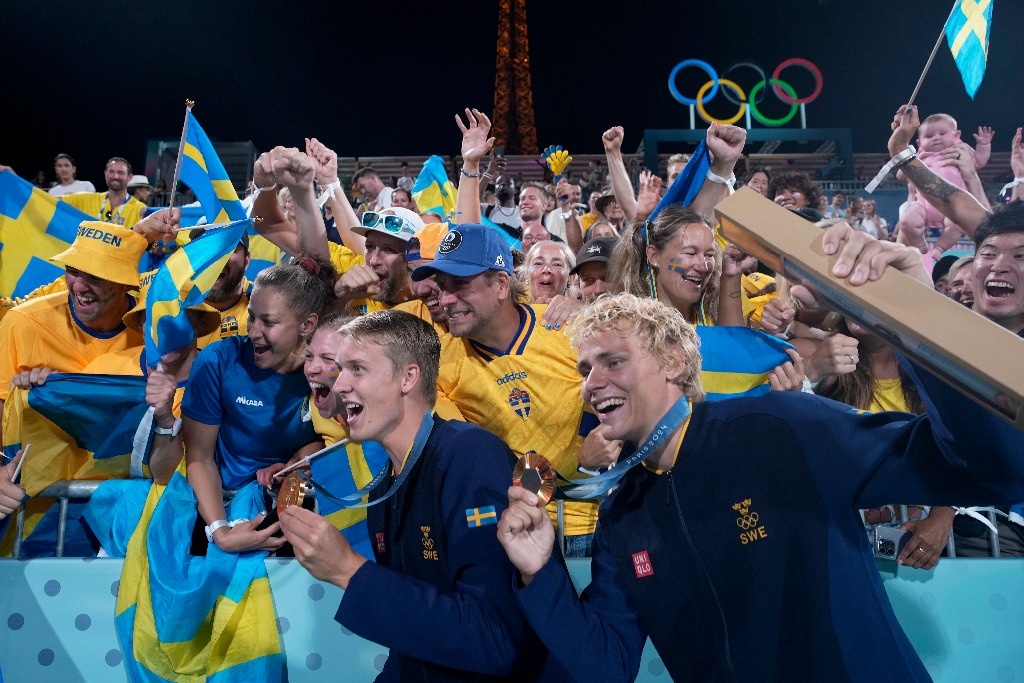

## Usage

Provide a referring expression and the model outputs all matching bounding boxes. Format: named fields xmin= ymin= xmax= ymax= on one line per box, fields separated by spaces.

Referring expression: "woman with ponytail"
xmin=183 ymin=254 xmax=338 ymax=553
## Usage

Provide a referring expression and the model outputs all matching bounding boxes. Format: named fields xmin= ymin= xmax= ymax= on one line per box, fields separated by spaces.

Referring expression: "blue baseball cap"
xmin=411 ymin=223 xmax=514 ymax=281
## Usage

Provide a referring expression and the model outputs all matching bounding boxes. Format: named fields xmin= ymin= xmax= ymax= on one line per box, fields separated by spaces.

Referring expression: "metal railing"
xmin=10 ymin=480 xmax=316 ymax=559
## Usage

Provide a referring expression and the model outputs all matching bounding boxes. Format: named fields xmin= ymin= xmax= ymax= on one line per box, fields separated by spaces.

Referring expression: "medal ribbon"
xmin=297 ymin=409 xmax=434 ymax=509
xmin=560 ymin=397 xmax=691 ymax=500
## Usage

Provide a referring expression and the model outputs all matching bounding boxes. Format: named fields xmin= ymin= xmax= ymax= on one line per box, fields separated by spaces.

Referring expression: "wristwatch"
xmin=560 ymin=211 xmax=574 ymax=220
xmin=205 ymin=519 xmax=230 ymax=543
xmin=153 ymin=417 xmax=182 ymax=437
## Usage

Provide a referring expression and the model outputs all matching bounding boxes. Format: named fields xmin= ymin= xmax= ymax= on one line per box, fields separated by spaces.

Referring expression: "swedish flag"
xmin=181 ymin=112 xmax=247 ymax=224
xmin=144 ymin=219 xmax=249 ymax=367
xmin=179 ymin=113 xmax=279 ymax=280
xmin=412 ymin=155 xmax=458 ymax=219
xmin=0 ymin=169 xmax=92 ymax=298
xmin=1 ymin=375 xmax=150 ymax=556
xmin=466 ymin=505 xmax=498 ymax=528
xmin=696 ymin=326 xmax=794 ymax=401
xmin=945 ymin=0 xmax=993 ymax=99
xmin=90 ymin=468 xmax=286 ymax=682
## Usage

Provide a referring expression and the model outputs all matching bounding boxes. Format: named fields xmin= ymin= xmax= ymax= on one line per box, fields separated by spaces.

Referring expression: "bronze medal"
xmin=276 ymin=472 xmax=308 ymax=514
xmin=513 ymin=451 xmax=556 ymax=506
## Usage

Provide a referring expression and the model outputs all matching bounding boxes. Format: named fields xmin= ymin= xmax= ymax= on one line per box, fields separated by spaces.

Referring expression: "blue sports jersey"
xmin=182 ymin=336 xmax=318 ymax=489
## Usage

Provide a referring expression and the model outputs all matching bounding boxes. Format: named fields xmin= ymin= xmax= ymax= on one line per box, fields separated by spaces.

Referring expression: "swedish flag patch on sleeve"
xmin=466 ymin=506 xmax=498 ymax=528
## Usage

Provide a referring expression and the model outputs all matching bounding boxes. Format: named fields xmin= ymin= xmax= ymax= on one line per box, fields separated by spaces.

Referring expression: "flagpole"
xmin=906 ymin=2 xmax=960 ymax=108
xmin=167 ymin=99 xmax=194 ymax=210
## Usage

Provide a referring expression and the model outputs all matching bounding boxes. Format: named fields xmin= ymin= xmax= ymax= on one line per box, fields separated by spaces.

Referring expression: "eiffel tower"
xmin=492 ymin=0 xmax=537 ymax=155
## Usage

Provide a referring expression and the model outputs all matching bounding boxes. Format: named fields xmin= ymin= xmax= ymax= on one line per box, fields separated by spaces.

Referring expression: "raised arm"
xmin=602 ymin=126 xmax=639 ymax=222
xmin=888 ymin=105 xmax=990 ymax=241
xmin=454 ymin=108 xmax=494 ymax=225
xmin=1011 ymin=127 xmax=1024 ymax=202
xmin=307 ymin=137 xmax=364 ymax=254
xmin=690 ymin=122 xmax=746 ymax=218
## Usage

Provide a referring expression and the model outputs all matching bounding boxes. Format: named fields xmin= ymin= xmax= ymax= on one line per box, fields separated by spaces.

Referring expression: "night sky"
xmin=4 ymin=0 xmax=1021 ymax=185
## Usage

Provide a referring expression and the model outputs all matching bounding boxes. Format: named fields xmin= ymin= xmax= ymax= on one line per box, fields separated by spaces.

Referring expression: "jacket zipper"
xmin=666 ymin=470 xmax=739 ymax=682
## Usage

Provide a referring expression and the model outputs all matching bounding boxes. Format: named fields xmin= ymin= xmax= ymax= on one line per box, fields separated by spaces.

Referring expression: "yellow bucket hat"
xmin=50 ymin=221 xmax=148 ymax=287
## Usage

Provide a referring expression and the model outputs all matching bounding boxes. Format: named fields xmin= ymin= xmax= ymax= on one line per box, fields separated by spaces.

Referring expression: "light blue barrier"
xmin=1 ymin=558 xmax=1022 ymax=681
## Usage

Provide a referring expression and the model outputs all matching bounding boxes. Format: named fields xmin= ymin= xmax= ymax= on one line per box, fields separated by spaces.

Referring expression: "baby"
xmin=895 ymin=113 xmax=992 ymax=259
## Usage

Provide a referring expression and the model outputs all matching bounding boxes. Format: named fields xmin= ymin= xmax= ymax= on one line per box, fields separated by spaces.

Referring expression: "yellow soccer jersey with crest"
xmin=437 ymin=303 xmax=598 ymax=537
xmin=195 ymin=279 xmax=252 ymax=349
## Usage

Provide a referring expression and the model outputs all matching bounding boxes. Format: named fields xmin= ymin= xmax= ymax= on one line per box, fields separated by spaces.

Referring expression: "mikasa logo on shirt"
xmin=235 ymin=396 xmax=265 ymax=407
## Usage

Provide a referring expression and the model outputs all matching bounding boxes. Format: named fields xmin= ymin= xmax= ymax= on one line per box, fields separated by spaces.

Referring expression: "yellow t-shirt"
xmin=327 ymin=242 xmax=393 ymax=316
xmin=60 ymin=193 xmax=147 ymax=229
xmin=196 ymin=280 xmax=252 ymax=349
xmin=0 ymin=292 xmax=142 ymax=401
xmin=0 ymin=277 xmax=69 ymax=323
xmin=869 ymin=378 xmax=911 ymax=414
xmin=437 ymin=303 xmax=598 ymax=537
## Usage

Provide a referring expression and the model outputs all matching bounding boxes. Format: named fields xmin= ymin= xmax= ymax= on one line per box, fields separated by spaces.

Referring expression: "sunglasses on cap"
xmin=362 ymin=211 xmax=408 ymax=234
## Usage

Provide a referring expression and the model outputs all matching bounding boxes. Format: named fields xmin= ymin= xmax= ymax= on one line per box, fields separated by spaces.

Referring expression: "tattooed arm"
xmin=889 ymin=105 xmax=990 ymax=241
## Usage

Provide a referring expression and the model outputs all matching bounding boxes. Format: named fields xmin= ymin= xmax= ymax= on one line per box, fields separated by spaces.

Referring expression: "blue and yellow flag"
xmin=696 ymin=326 xmax=793 ymax=401
xmin=1 ymin=375 xmax=150 ymax=556
xmin=412 ymin=155 xmax=458 ymax=219
xmin=88 ymin=470 xmax=285 ymax=682
xmin=309 ymin=409 xmax=389 ymax=558
xmin=0 ymin=170 xmax=92 ymax=298
xmin=945 ymin=0 xmax=993 ymax=99
xmin=144 ymin=219 xmax=249 ymax=367
xmin=179 ymin=112 xmax=279 ymax=280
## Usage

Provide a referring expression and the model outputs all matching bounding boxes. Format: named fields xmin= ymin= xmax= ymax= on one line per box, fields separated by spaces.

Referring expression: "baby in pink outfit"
xmin=896 ymin=113 xmax=992 ymax=258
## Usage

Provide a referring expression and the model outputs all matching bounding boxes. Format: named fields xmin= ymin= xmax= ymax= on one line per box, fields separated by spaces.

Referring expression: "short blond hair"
xmin=569 ymin=292 xmax=704 ymax=402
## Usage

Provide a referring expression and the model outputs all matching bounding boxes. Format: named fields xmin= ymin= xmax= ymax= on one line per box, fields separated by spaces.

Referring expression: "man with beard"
xmin=484 ymin=171 xmax=521 ymax=240
xmin=60 ymin=157 xmax=148 ymax=229
xmin=517 ymin=182 xmax=553 ymax=247
xmin=252 ymin=146 xmax=421 ymax=316
xmin=189 ymin=228 xmax=253 ymax=348
xmin=0 ymin=218 xmax=156 ymax=441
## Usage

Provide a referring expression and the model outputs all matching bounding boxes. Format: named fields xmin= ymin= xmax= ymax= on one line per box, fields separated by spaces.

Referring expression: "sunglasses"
xmin=362 ymin=211 xmax=407 ymax=234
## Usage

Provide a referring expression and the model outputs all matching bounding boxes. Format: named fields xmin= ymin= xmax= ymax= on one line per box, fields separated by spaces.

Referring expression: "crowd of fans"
xmin=1 ymin=103 xmax=1022 ymax=679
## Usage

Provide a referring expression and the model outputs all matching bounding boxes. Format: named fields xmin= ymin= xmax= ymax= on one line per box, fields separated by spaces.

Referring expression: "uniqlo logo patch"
xmin=632 ymin=550 xmax=654 ymax=578
xmin=375 ymin=532 xmax=386 ymax=553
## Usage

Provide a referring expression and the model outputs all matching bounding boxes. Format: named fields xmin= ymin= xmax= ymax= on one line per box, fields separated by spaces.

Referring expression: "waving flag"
xmin=89 ymin=469 xmax=286 ymax=682
xmin=0 ymin=170 xmax=91 ymax=298
xmin=697 ymin=326 xmax=794 ymax=401
xmin=144 ymin=219 xmax=249 ymax=367
xmin=945 ymin=0 xmax=993 ymax=98
xmin=178 ymin=112 xmax=279 ymax=280
xmin=412 ymin=155 xmax=458 ymax=219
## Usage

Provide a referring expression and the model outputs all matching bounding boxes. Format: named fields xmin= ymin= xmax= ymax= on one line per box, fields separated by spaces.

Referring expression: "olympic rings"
xmin=668 ymin=59 xmax=718 ymax=106
xmin=749 ymin=79 xmax=798 ymax=127
xmin=668 ymin=58 xmax=823 ymax=127
xmin=696 ymin=79 xmax=746 ymax=126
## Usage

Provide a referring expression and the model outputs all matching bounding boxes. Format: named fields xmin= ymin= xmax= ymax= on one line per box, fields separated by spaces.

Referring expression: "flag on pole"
xmin=144 ymin=219 xmax=250 ymax=367
xmin=944 ymin=0 xmax=993 ymax=98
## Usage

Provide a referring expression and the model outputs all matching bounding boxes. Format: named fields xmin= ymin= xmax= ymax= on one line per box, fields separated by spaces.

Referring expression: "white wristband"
xmin=706 ymin=169 xmax=736 ymax=188
xmin=317 ymin=179 xmax=342 ymax=209
xmin=205 ymin=519 xmax=230 ymax=542
xmin=865 ymin=145 xmax=916 ymax=193
xmin=152 ymin=417 xmax=182 ymax=437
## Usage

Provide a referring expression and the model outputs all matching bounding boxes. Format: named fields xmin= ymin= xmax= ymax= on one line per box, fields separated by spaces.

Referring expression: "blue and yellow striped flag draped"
xmin=87 ymin=469 xmax=285 ymax=682
xmin=696 ymin=326 xmax=794 ymax=401
xmin=179 ymin=112 xmax=279 ymax=280
xmin=0 ymin=375 xmax=150 ymax=556
xmin=944 ymin=0 xmax=993 ymax=99
xmin=0 ymin=169 xmax=92 ymax=298
xmin=144 ymin=219 xmax=249 ymax=367
xmin=412 ymin=155 xmax=458 ymax=219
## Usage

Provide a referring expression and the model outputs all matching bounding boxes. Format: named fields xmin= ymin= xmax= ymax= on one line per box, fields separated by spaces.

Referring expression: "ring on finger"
xmin=848 ymin=354 xmax=856 ymax=365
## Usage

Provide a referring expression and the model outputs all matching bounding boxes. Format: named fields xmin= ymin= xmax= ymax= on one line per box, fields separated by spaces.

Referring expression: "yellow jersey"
xmin=437 ymin=303 xmax=598 ymax=536
xmin=60 ymin=192 xmax=147 ymax=229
